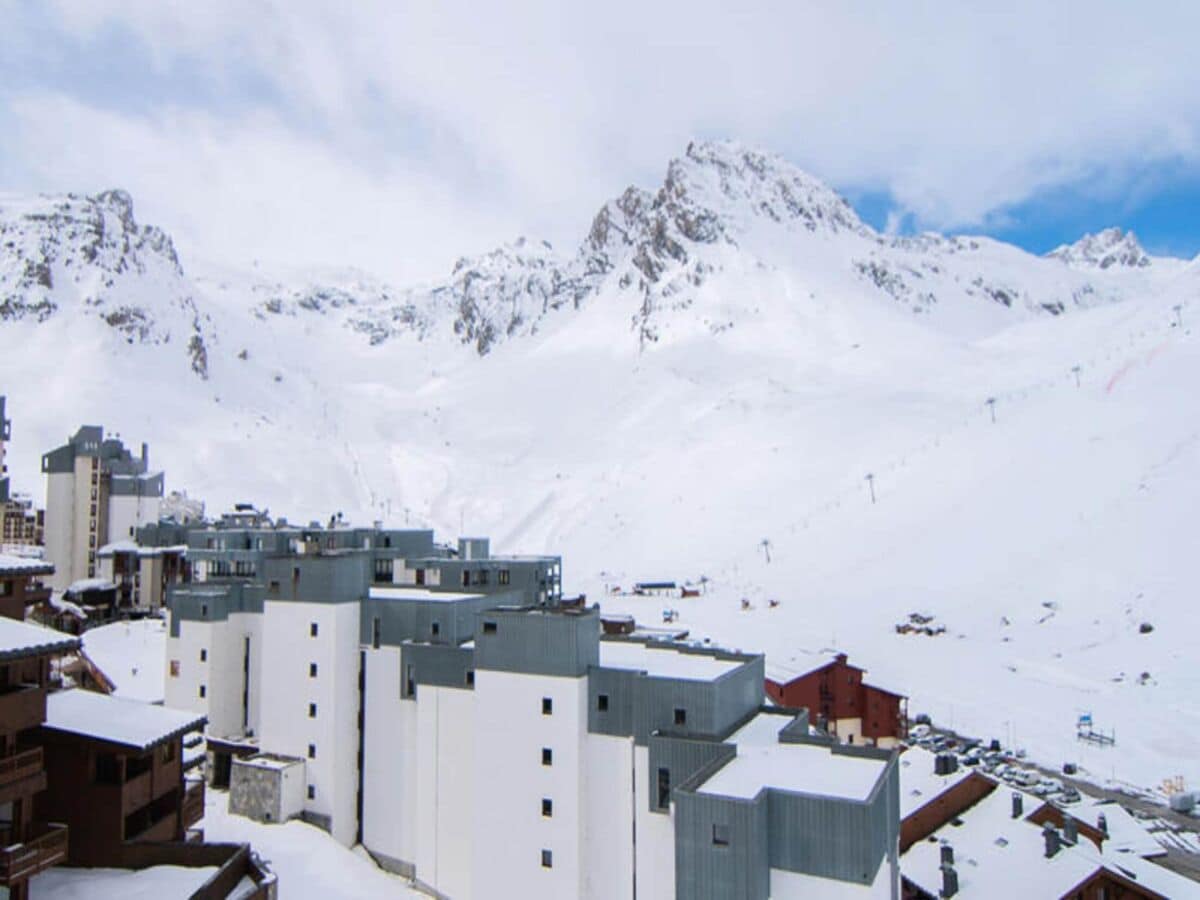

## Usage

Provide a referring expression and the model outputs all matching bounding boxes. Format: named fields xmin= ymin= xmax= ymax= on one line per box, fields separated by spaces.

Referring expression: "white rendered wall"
xmin=44 ymin=471 xmax=74 ymax=590
xmin=258 ymin=600 xmax=361 ymax=846
xmin=633 ymin=744 xmax=676 ymax=900
xmin=362 ymin=646 xmax=419 ymax=871
xmin=582 ymin=732 xmax=635 ymax=900
xmin=472 ymin=669 xmax=587 ymax=900
xmin=107 ymin=495 xmax=141 ymax=544
xmin=414 ymin=684 xmax=475 ymax=900
xmin=280 ymin=760 xmax=307 ymax=821
xmin=164 ymin=615 xmax=213 ymax=718
xmin=69 ymin=456 xmax=94 ymax=584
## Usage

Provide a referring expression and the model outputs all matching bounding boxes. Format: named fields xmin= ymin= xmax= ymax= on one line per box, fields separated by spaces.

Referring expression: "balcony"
xmin=0 ymin=822 xmax=68 ymax=886
xmin=122 ymin=769 xmax=152 ymax=811
xmin=0 ymin=747 xmax=46 ymax=804
xmin=181 ymin=780 xmax=205 ymax=830
xmin=0 ymin=685 xmax=46 ymax=735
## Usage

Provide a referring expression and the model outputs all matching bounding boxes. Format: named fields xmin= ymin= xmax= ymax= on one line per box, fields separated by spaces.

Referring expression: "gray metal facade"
xmin=399 ymin=643 xmax=476 ymax=696
xmin=670 ymin=710 xmax=901 ymax=899
xmin=261 ymin=554 xmax=369 ymax=605
xmin=648 ymin=734 xmax=737 ymax=813
xmin=40 ymin=425 xmax=156 ymax=478
xmin=473 ymin=606 xmax=600 ymax=677
xmin=360 ymin=590 xmax=520 ymax=648
xmin=168 ymin=582 xmax=266 ymax=636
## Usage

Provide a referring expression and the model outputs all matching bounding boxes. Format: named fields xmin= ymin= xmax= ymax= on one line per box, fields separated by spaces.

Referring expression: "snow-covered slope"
xmin=2 ymin=140 xmax=1197 ymax=796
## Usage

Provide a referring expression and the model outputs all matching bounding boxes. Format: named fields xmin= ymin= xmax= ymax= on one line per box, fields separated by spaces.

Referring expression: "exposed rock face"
xmin=1048 ymin=228 xmax=1151 ymax=270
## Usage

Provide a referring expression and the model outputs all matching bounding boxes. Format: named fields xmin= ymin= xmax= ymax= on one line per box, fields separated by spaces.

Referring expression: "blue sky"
xmin=2 ymin=3 xmax=1198 ymax=280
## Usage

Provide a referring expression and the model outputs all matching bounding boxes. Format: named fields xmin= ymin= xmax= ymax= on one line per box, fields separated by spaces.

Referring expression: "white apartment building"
xmin=41 ymin=426 xmax=163 ymax=590
xmin=164 ymin=525 xmax=899 ymax=899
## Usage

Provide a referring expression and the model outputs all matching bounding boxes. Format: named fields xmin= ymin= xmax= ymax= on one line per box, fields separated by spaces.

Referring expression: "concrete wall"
xmin=633 ymin=743 xmax=677 ymax=900
xmin=582 ymin=732 xmax=634 ymax=900
xmin=230 ymin=757 xmax=306 ymax=824
xmin=44 ymin=470 xmax=74 ymax=590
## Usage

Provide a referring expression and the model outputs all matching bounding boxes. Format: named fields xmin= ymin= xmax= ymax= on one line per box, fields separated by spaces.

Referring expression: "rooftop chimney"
xmin=141 ymin=442 xmax=149 ymax=467
xmin=1063 ymin=816 xmax=1078 ymax=846
xmin=1097 ymin=812 xmax=1108 ymax=837
xmin=940 ymin=841 xmax=954 ymax=866
xmin=940 ymin=863 xmax=959 ymax=898
xmin=1043 ymin=823 xmax=1061 ymax=858
xmin=1011 ymin=792 xmax=1023 ymax=819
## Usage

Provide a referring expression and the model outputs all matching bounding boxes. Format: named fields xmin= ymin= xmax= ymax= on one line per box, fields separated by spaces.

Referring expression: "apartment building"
xmin=164 ymin=522 xmax=901 ymax=899
xmin=0 ymin=396 xmax=10 ymax=505
xmin=95 ymin=521 xmax=191 ymax=611
xmin=41 ymin=425 xmax=163 ymax=590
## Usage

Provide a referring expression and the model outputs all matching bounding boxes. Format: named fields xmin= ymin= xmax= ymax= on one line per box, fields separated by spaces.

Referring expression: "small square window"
xmin=308 ymin=744 xmax=316 ymax=759
xmin=307 ymin=785 xmax=315 ymax=800
xmin=199 ymin=685 xmax=206 ymax=699
xmin=201 ymin=604 xmax=209 ymax=617
xmin=200 ymin=648 xmax=207 ymax=662
xmin=310 ymin=622 xmax=318 ymax=637
xmin=542 ymin=697 xmax=553 ymax=715
xmin=465 ymin=670 xmax=475 ymax=686
xmin=597 ymin=694 xmax=609 ymax=712
xmin=309 ymin=663 xmax=318 ymax=678
xmin=431 ymin=622 xmax=440 ymax=637
xmin=541 ymin=849 xmax=553 ymax=869
xmin=542 ymin=798 xmax=553 ymax=817
xmin=482 ymin=621 xmax=497 ymax=635
xmin=542 ymin=748 xmax=552 ymax=766
xmin=712 ymin=824 xmax=730 ymax=847
xmin=674 ymin=708 xmax=687 ymax=727
xmin=309 ymin=703 xmax=317 ymax=718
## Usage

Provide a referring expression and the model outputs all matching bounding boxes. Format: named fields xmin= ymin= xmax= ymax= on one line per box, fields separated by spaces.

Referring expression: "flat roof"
xmin=0 ymin=617 xmax=80 ymax=660
xmin=598 ymin=640 xmax=745 ymax=681
xmin=368 ymin=587 xmax=485 ymax=603
xmin=0 ymin=554 xmax=54 ymax=577
xmin=44 ymin=690 xmax=206 ymax=752
xmin=696 ymin=712 xmax=888 ymax=802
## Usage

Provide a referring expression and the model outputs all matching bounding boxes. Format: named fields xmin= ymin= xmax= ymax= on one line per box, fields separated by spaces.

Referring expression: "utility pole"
xmin=865 ymin=473 xmax=876 ymax=504
xmin=1071 ymin=365 xmax=1081 ymax=388
xmin=1173 ymin=304 xmax=1184 ymax=328
xmin=760 ymin=538 xmax=772 ymax=564
xmin=986 ymin=397 xmax=997 ymax=424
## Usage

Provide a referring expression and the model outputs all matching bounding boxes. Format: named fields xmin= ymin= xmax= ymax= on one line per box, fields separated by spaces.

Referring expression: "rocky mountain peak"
xmin=1048 ymin=227 xmax=1151 ymax=270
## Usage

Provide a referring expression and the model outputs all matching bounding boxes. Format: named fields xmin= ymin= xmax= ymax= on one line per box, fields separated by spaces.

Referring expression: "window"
xmin=542 ymin=697 xmax=553 ymax=715
xmin=674 ymin=708 xmax=687 ymax=727
xmin=310 ymin=663 xmax=318 ymax=677
xmin=431 ymin=622 xmax=440 ymax=638
xmin=372 ymin=617 xmax=381 ymax=649
xmin=374 ymin=557 xmax=393 ymax=582
xmin=307 ymin=785 xmax=315 ymax=800
xmin=712 ymin=824 xmax=731 ymax=847
xmin=482 ymin=621 xmax=497 ymax=635
xmin=161 ymin=742 xmax=176 ymax=764
xmin=465 ymin=670 xmax=475 ymax=687
xmin=542 ymin=798 xmax=553 ymax=817
xmin=597 ymin=694 xmax=609 ymax=712
xmin=414 ymin=568 xmax=425 ymax=586
xmin=201 ymin=603 xmax=209 ymax=617
xmin=269 ymin=579 xmax=280 ymax=591
xmin=541 ymin=850 xmax=553 ymax=869
xmin=308 ymin=744 xmax=316 ymax=759
xmin=200 ymin=649 xmax=207 ymax=662
xmin=657 ymin=768 xmax=670 ymax=808
xmin=309 ymin=703 xmax=317 ymax=718
xmin=498 ymin=569 xmax=510 ymax=586
xmin=542 ymin=748 xmax=552 ymax=766
xmin=461 ymin=570 xmax=470 ymax=587
xmin=199 ymin=685 xmax=207 ymax=698
xmin=169 ymin=660 xmax=180 ymax=678
xmin=310 ymin=622 xmax=318 ymax=637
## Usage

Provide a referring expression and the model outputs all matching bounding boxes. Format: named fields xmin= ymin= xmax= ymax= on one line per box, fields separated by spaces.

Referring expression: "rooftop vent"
xmin=940 ymin=863 xmax=959 ymax=898
xmin=1043 ymin=823 xmax=1061 ymax=858
xmin=1097 ymin=812 xmax=1108 ymax=836
xmin=940 ymin=841 xmax=954 ymax=866
xmin=1063 ymin=816 xmax=1078 ymax=846
xmin=1011 ymin=792 xmax=1023 ymax=819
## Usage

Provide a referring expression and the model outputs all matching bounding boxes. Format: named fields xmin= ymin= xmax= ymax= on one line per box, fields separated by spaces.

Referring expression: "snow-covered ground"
xmin=202 ymin=788 xmax=423 ymax=898
xmin=82 ymin=618 xmax=168 ymax=703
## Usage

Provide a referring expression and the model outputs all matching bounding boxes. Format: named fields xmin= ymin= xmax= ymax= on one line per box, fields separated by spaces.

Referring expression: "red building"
xmin=765 ymin=653 xmax=907 ymax=747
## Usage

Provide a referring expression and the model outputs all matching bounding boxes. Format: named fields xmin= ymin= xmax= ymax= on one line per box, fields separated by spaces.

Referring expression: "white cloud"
xmin=4 ymin=1 xmax=1200 ymax=274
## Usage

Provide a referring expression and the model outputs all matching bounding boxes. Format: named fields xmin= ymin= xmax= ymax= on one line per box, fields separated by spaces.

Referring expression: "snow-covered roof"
xmin=696 ymin=711 xmax=888 ymax=802
xmin=898 ymin=745 xmax=975 ymax=819
xmin=66 ymin=577 xmax=117 ymax=594
xmin=31 ymin=863 xmax=219 ymax=899
xmin=0 ymin=617 xmax=79 ymax=660
xmin=48 ymin=591 xmax=88 ymax=619
xmin=598 ymin=640 xmax=745 ymax=681
xmin=1071 ymin=798 xmax=1165 ymax=860
xmin=902 ymin=785 xmax=1194 ymax=900
xmin=368 ymin=587 xmax=485 ymax=603
xmin=43 ymin=689 xmax=205 ymax=751
xmin=82 ymin=619 xmax=167 ymax=703
xmin=0 ymin=554 xmax=54 ymax=577
xmin=97 ymin=539 xmax=141 ymax=556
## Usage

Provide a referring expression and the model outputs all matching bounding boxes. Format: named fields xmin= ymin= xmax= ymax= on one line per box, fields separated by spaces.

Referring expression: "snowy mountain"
xmin=2 ymin=140 xmax=1198 ymax=797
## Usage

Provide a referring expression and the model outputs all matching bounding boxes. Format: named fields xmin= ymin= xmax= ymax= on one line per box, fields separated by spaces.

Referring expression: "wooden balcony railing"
xmin=181 ymin=780 xmax=205 ymax=830
xmin=0 ymin=822 xmax=68 ymax=885
xmin=0 ymin=685 xmax=46 ymax=735
xmin=122 ymin=769 xmax=152 ymax=811
xmin=0 ymin=747 xmax=43 ymax=790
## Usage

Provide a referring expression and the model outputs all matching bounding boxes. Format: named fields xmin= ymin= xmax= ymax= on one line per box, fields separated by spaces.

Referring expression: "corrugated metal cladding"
xmin=587 ymin=667 xmax=638 ymax=736
xmin=261 ymin=554 xmax=369 ymax=604
xmin=712 ymin=656 xmax=766 ymax=736
xmin=167 ymin=583 xmax=265 ymax=636
xmin=473 ymin=607 xmax=600 ymax=677
xmin=359 ymin=592 xmax=519 ymax=648
xmin=674 ymin=791 xmax=770 ymax=900
xmin=399 ymin=643 xmax=475 ymax=694
xmin=647 ymin=735 xmax=736 ymax=814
